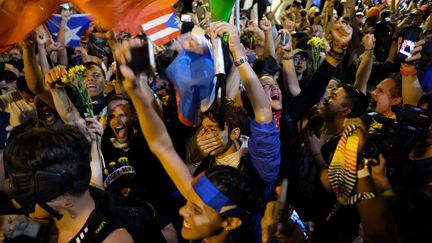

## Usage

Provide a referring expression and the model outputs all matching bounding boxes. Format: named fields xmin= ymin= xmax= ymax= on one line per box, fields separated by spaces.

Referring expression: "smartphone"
xmin=398 ymin=26 xmax=422 ymax=59
xmin=280 ymin=32 xmax=290 ymax=46
xmin=181 ymin=14 xmax=192 ymax=22
xmin=268 ymin=179 xmax=310 ymax=241
xmin=268 ymin=179 xmax=289 ymax=241
xmin=128 ymin=38 xmax=156 ymax=77
xmin=290 ymin=209 xmax=310 ymax=240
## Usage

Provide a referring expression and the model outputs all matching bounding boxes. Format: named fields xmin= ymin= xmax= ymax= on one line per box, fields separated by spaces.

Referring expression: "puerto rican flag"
xmin=45 ymin=14 xmax=92 ymax=47
xmin=141 ymin=7 xmax=180 ymax=46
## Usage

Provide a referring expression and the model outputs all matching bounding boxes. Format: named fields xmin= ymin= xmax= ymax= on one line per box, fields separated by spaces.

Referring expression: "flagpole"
xmin=235 ymin=0 xmax=240 ymax=31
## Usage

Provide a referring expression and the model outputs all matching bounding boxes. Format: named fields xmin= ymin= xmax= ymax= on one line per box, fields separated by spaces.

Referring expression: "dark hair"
xmin=201 ymin=101 xmax=248 ymax=134
xmin=16 ymin=76 xmax=34 ymax=96
xmin=5 ymin=126 xmax=91 ymax=197
xmin=206 ymin=165 xmax=263 ymax=242
xmin=417 ymin=93 xmax=432 ymax=111
xmin=252 ymin=56 xmax=280 ymax=78
xmin=0 ymin=70 xmax=17 ymax=83
xmin=84 ymin=61 xmax=106 ymax=79
xmin=341 ymin=84 xmax=368 ymax=118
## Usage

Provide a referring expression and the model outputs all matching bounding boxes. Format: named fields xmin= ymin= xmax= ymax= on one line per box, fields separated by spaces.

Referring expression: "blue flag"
xmin=165 ymin=40 xmax=214 ymax=127
xmin=45 ymin=14 xmax=91 ymax=46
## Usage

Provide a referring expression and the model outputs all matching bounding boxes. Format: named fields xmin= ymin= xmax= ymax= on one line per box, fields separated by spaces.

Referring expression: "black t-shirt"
xmin=101 ymin=130 xmax=178 ymax=227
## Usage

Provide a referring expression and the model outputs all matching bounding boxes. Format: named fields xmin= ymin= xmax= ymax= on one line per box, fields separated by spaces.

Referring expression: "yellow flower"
xmin=307 ymin=37 xmax=326 ymax=49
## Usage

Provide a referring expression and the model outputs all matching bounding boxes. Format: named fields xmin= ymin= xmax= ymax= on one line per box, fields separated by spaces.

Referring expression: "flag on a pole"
xmin=209 ymin=0 xmax=237 ymax=22
xmin=45 ymin=14 xmax=92 ymax=47
xmin=141 ymin=7 xmax=180 ymax=46
xmin=165 ymin=35 xmax=215 ymax=126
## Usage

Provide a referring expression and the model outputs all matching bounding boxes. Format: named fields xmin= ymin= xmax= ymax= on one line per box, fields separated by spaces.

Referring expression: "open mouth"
xmin=271 ymin=92 xmax=280 ymax=101
xmin=369 ymin=99 xmax=377 ymax=110
xmin=114 ymin=127 xmax=126 ymax=140
xmin=183 ymin=220 xmax=192 ymax=229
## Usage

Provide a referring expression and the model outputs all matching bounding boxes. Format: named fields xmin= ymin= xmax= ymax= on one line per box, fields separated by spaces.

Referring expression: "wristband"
xmin=364 ymin=48 xmax=374 ymax=51
xmin=234 ymin=55 xmax=249 ymax=67
xmin=282 ymin=55 xmax=294 ymax=61
xmin=400 ymin=67 xmax=417 ymax=76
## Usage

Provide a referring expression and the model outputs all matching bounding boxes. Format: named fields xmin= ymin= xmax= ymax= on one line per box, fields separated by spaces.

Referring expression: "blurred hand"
xmin=196 ymin=127 xmax=223 ymax=157
xmin=331 ymin=20 xmax=353 ymax=48
xmin=304 ymin=130 xmax=324 ymax=156
xmin=278 ymin=29 xmax=293 ymax=52
xmin=61 ymin=9 xmax=71 ymax=21
xmin=86 ymin=117 xmax=104 ymax=141
xmin=44 ymin=66 xmax=68 ymax=89
xmin=362 ymin=33 xmax=376 ymax=50
xmin=399 ymin=38 xmax=425 ymax=64
xmin=208 ymin=22 xmax=244 ymax=57
xmin=115 ymin=38 xmax=150 ymax=92
xmin=1 ymin=215 xmax=39 ymax=239
xmin=260 ymin=19 xmax=273 ymax=32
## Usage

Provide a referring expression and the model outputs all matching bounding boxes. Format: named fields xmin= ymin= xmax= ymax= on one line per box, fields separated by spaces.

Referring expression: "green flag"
xmin=210 ymin=0 xmax=236 ymax=22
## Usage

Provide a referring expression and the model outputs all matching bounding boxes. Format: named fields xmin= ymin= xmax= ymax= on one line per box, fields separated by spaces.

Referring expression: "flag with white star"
xmin=141 ymin=7 xmax=180 ymax=46
xmin=45 ymin=14 xmax=92 ymax=47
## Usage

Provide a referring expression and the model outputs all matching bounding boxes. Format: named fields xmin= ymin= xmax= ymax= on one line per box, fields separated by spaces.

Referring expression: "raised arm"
xmin=117 ymin=39 xmax=193 ymax=198
xmin=45 ymin=66 xmax=105 ymax=189
xmin=354 ymin=34 xmax=375 ymax=94
xmin=280 ymin=29 xmax=301 ymax=97
xmin=21 ymin=38 xmax=54 ymax=108
xmin=34 ymin=28 xmax=51 ymax=74
xmin=56 ymin=9 xmax=71 ymax=66
xmin=401 ymin=39 xmax=425 ymax=106
xmin=260 ymin=19 xmax=276 ymax=58
xmin=210 ymin=22 xmax=273 ymax=124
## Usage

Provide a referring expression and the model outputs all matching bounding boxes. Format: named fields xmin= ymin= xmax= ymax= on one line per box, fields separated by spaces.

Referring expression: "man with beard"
xmin=291 ymin=84 xmax=368 ymax=243
xmin=100 ymin=95 xmax=178 ymax=243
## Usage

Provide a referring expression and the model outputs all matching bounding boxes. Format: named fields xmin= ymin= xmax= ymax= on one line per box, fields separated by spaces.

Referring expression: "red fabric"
xmin=0 ymin=0 xmax=60 ymax=53
xmin=0 ymin=0 xmax=178 ymax=53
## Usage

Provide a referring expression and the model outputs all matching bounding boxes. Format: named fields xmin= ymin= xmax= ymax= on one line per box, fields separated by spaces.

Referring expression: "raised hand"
xmin=331 ymin=20 xmax=353 ymax=49
xmin=44 ymin=65 xmax=68 ymax=89
xmin=196 ymin=127 xmax=224 ymax=156
xmin=259 ymin=18 xmax=273 ymax=32
xmin=115 ymin=38 xmax=149 ymax=92
xmin=208 ymin=22 xmax=243 ymax=57
xmin=85 ymin=117 xmax=104 ymax=141
xmin=278 ymin=29 xmax=293 ymax=52
xmin=362 ymin=33 xmax=376 ymax=50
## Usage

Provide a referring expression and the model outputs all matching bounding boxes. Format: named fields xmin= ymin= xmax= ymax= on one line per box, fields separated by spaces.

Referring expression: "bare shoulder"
xmin=102 ymin=228 xmax=134 ymax=243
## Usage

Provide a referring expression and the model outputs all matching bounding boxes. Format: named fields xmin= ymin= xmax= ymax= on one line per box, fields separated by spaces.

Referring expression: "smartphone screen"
xmin=181 ymin=14 xmax=192 ymax=22
xmin=290 ymin=209 xmax=310 ymax=240
xmin=398 ymin=28 xmax=421 ymax=59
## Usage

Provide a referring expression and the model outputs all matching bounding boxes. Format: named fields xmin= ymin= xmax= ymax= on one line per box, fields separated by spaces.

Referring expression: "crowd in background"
xmin=0 ymin=0 xmax=432 ymax=242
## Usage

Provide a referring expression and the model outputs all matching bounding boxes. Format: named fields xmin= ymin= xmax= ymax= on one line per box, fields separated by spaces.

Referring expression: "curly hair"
xmin=201 ymin=101 xmax=248 ymax=133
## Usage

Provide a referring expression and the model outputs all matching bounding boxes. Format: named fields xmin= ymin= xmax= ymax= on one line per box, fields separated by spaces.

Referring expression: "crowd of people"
xmin=1 ymin=0 xmax=432 ymax=242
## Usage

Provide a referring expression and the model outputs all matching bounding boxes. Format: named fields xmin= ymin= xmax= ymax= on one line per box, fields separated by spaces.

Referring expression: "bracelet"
xmin=282 ymin=55 xmax=294 ymax=61
xmin=234 ymin=55 xmax=249 ymax=67
xmin=400 ymin=67 xmax=417 ymax=76
xmin=364 ymin=48 xmax=374 ymax=51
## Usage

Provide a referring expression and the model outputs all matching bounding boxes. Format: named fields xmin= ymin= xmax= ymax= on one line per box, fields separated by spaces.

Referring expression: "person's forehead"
xmin=202 ymin=117 xmax=219 ymax=128
xmin=379 ymin=79 xmax=395 ymax=90
xmin=259 ymin=76 xmax=275 ymax=84
xmin=87 ymin=65 xmax=103 ymax=74
xmin=108 ymin=101 xmax=131 ymax=113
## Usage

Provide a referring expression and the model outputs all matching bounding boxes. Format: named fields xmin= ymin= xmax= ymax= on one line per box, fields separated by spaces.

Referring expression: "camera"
xmin=362 ymin=104 xmax=432 ymax=162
